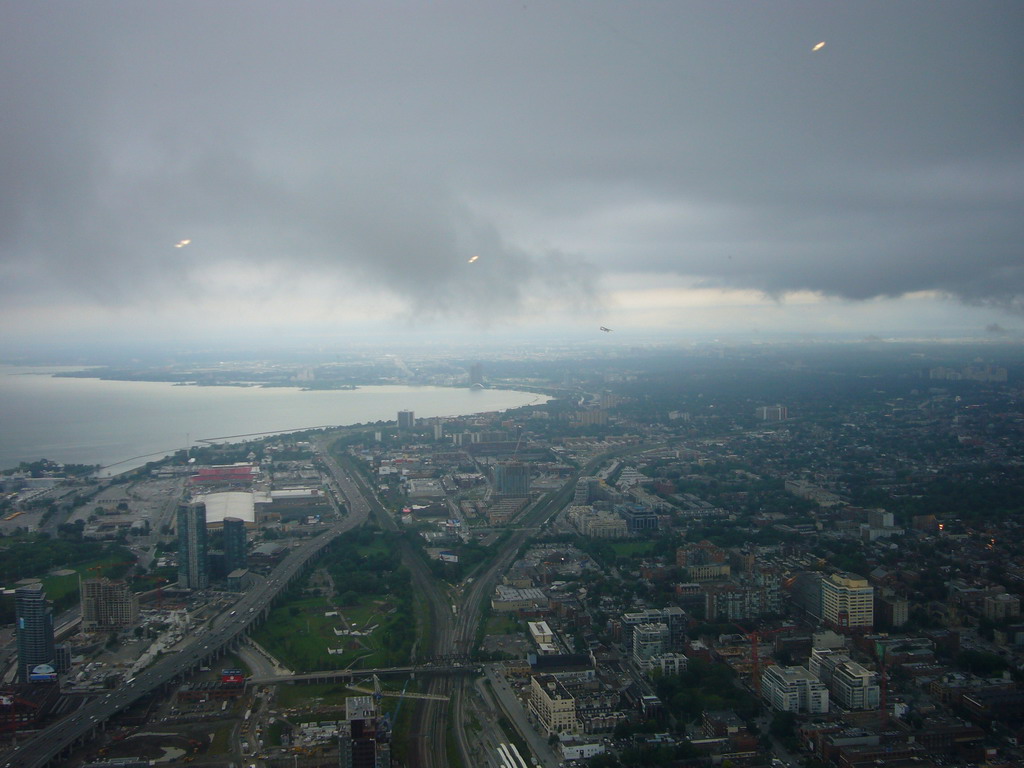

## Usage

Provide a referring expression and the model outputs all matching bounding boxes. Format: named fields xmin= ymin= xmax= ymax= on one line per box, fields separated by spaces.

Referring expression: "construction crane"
xmin=731 ymin=623 xmax=786 ymax=696
xmin=87 ymin=561 xmax=137 ymax=579
xmin=347 ymin=674 xmax=449 ymax=703
xmin=155 ymin=576 xmax=170 ymax=610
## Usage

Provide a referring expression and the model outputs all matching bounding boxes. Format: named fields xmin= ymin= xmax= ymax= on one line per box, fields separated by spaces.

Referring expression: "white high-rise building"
xmin=632 ymin=623 xmax=671 ymax=670
xmin=15 ymin=583 xmax=55 ymax=683
xmin=530 ymin=675 xmax=580 ymax=737
xmin=761 ymin=665 xmax=829 ymax=714
xmin=831 ymin=660 xmax=880 ymax=711
xmin=809 ymin=648 xmax=880 ymax=711
xmin=821 ymin=572 xmax=874 ymax=631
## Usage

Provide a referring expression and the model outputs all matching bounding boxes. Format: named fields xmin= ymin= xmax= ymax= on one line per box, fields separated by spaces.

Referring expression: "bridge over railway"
xmin=3 ymin=453 xmax=373 ymax=768
xmin=248 ymin=660 xmax=476 ymax=686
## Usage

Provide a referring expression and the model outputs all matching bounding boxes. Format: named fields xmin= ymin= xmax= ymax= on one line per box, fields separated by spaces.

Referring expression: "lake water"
xmin=0 ymin=366 xmax=547 ymax=474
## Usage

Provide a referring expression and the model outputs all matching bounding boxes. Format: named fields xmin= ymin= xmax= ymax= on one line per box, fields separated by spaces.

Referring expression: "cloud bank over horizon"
xmin=2 ymin=1 xmax=1022 ymax=344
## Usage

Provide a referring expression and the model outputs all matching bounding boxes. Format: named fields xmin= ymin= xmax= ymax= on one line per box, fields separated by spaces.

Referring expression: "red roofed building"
xmin=190 ymin=464 xmax=260 ymax=487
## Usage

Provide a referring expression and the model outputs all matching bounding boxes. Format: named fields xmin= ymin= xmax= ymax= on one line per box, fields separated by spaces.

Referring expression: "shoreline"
xmin=0 ymin=376 xmax=551 ymax=477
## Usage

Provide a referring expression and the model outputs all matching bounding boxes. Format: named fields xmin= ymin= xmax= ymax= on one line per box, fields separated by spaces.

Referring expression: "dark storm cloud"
xmin=1 ymin=1 xmax=1022 ymax=324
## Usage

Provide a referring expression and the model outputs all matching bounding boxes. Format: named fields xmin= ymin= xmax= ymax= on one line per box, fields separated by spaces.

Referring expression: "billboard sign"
xmin=29 ymin=663 xmax=57 ymax=683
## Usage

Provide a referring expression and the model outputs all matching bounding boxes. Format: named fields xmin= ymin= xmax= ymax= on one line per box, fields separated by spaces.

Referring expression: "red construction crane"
xmin=155 ymin=576 xmax=169 ymax=610
xmin=732 ymin=623 xmax=787 ymax=696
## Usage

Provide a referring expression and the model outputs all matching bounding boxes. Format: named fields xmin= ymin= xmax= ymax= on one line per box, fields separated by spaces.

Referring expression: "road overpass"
xmin=247 ymin=662 xmax=476 ymax=686
xmin=3 ymin=449 xmax=371 ymax=768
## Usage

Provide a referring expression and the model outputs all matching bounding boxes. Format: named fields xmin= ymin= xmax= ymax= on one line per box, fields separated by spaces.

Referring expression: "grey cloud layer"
xmin=2 ymin=1 xmax=1022 ymax=323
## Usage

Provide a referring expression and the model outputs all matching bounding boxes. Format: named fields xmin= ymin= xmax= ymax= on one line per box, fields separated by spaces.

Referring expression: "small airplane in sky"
xmin=600 ymin=326 xmax=612 ymax=332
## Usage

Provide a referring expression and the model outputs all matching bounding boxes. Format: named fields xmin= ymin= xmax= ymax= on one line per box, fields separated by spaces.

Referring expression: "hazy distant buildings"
xmin=397 ymin=410 xmax=415 ymax=430
xmin=929 ymin=364 xmax=1007 ymax=383
xmin=983 ymin=593 xmax=1021 ymax=621
xmin=619 ymin=607 xmax=687 ymax=652
xmin=567 ymin=505 xmax=628 ymax=539
xmin=177 ymin=502 xmax=209 ymax=590
xmin=469 ymin=362 xmax=483 ymax=387
xmin=617 ymin=503 xmax=658 ymax=533
xmin=81 ymin=578 xmax=138 ymax=632
xmin=785 ymin=479 xmax=844 ymax=507
xmin=15 ymin=583 xmax=56 ymax=683
xmin=874 ymin=593 xmax=909 ymax=629
xmin=573 ymin=477 xmax=604 ymax=505
xmin=756 ymin=405 xmax=788 ymax=421
xmin=494 ymin=461 xmax=530 ymax=499
xmin=791 ymin=572 xmax=824 ymax=620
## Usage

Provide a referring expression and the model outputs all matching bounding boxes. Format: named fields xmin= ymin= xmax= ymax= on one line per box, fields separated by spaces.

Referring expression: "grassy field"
xmin=609 ymin=540 xmax=657 ymax=558
xmin=265 ymin=719 xmax=286 ymax=747
xmin=41 ymin=555 xmax=134 ymax=605
xmin=252 ymin=530 xmax=410 ymax=672
xmin=485 ymin=613 xmax=521 ymax=635
xmin=252 ymin=594 xmax=396 ymax=671
xmin=207 ymin=724 xmax=234 ymax=755
xmin=274 ymin=682 xmax=357 ymax=709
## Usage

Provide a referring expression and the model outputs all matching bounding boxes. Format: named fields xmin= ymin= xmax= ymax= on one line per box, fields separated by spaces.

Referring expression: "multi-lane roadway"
xmin=5 ymin=436 xmax=653 ymax=768
xmin=4 ymin=447 xmax=370 ymax=768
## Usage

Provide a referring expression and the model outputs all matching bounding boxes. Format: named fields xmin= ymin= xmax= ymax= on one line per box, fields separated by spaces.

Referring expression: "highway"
xmin=5 ymin=436 xmax=658 ymax=768
xmin=4 ymin=446 xmax=371 ymax=768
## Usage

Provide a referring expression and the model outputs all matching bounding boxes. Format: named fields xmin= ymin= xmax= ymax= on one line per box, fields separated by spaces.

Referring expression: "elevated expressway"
xmin=4 ymin=448 xmax=371 ymax=768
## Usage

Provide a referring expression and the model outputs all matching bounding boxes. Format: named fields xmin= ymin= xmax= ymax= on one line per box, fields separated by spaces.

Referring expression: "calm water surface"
xmin=0 ymin=366 xmax=546 ymax=474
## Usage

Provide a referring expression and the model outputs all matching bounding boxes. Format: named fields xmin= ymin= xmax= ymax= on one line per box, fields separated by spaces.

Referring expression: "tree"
xmin=770 ymin=710 xmax=796 ymax=738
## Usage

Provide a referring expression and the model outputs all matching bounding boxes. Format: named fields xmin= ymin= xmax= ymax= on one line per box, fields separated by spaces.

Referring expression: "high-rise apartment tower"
xmin=15 ymin=583 xmax=56 ymax=683
xmin=222 ymin=516 xmax=248 ymax=575
xmin=177 ymin=502 xmax=209 ymax=589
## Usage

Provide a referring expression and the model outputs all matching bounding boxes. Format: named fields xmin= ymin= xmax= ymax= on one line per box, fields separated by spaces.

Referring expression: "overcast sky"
xmin=2 ymin=1 xmax=1022 ymax=349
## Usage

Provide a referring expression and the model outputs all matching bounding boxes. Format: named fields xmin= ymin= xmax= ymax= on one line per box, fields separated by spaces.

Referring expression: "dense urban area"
xmin=2 ymin=342 xmax=1024 ymax=768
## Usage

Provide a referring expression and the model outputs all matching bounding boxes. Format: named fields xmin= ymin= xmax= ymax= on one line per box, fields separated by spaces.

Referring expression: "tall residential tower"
xmin=223 ymin=516 xmax=248 ymax=575
xmin=15 ymin=583 xmax=56 ymax=683
xmin=177 ymin=502 xmax=209 ymax=589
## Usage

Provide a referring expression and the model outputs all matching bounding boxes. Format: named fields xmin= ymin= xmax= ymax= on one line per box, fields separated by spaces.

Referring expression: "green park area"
xmin=41 ymin=554 xmax=135 ymax=606
xmin=254 ymin=593 xmax=397 ymax=670
xmin=485 ymin=612 xmax=521 ymax=635
xmin=252 ymin=529 xmax=415 ymax=672
xmin=0 ymin=533 xmax=137 ymax=620
xmin=608 ymin=540 xmax=657 ymax=558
